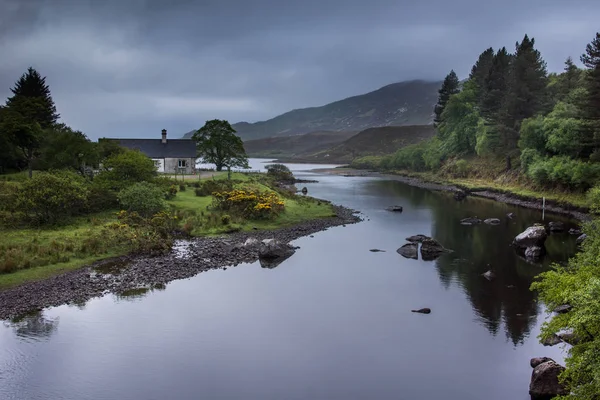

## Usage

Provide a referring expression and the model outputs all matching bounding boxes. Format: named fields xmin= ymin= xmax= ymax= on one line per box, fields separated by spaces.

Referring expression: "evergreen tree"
xmin=580 ymin=32 xmax=600 ymax=158
xmin=469 ymin=47 xmax=495 ymax=102
xmin=5 ymin=67 xmax=59 ymax=129
xmin=564 ymin=56 xmax=580 ymax=93
xmin=480 ymin=47 xmax=512 ymax=122
xmin=434 ymin=70 xmax=460 ymax=126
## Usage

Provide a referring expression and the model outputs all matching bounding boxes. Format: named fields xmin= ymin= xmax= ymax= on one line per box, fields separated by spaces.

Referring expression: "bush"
xmin=444 ymin=159 xmax=469 ymax=178
xmin=221 ymin=214 xmax=231 ymax=225
xmin=15 ymin=171 xmax=89 ymax=225
xmin=165 ymin=185 xmax=178 ymax=200
xmin=117 ymin=182 xmax=166 ymax=217
xmin=350 ymin=156 xmax=382 ymax=169
xmin=94 ymin=149 xmax=157 ymax=191
xmin=525 ymin=156 xmax=600 ymax=190
xmin=212 ymin=189 xmax=284 ymax=219
xmin=87 ymin=180 xmax=119 ymax=212
xmin=179 ymin=184 xmax=186 ymax=192
xmin=265 ymin=164 xmax=294 ymax=181
xmin=587 ymin=186 xmax=600 ymax=214
xmin=194 ymin=179 xmax=234 ymax=197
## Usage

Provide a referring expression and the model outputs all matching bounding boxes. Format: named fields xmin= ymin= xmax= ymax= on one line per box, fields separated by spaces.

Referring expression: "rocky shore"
xmin=0 ymin=205 xmax=361 ymax=320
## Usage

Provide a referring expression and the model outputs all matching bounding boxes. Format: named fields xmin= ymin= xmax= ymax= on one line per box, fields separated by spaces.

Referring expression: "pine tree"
xmin=5 ymin=67 xmax=59 ymax=129
xmin=580 ymin=32 xmax=600 ymax=158
xmin=469 ymin=47 xmax=495 ymax=102
xmin=434 ymin=70 xmax=460 ymax=126
xmin=480 ymin=47 xmax=512 ymax=122
xmin=563 ymin=56 xmax=580 ymax=93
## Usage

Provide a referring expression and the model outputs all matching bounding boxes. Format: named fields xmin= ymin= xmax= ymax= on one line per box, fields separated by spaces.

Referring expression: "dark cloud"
xmin=1 ymin=0 xmax=599 ymax=139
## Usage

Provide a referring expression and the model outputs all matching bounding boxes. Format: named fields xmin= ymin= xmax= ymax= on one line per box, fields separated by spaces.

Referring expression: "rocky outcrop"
xmin=411 ymin=308 xmax=431 ymax=314
xmin=420 ymin=238 xmax=452 ymax=261
xmin=529 ymin=358 xmax=568 ymax=400
xmin=258 ymin=239 xmax=296 ymax=268
xmin=513 ymin=225 xmax=548 ymax=261
xmin=406 ymin=234 xmax=430 ymax=243
xmin=548 ymin=221 xmax=565 ymax=232
xmin=386 ymin=206 xmax=403 ymax=212
xmin=460 ymin=217 xmax=482 ymax=225
xmin=397 ymin=243 xmax=418 ymax=259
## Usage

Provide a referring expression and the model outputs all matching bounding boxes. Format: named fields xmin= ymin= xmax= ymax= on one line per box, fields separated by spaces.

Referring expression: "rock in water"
xmin=411 ymin=308 xmax=431 ymax=314
xmin=397 ymin=243 xmax=418 ymax=260
xmin=369 ymin=249 xmax=386 ymax=253
xmin=420 ymin=238 xmax=452 ymax=261
xmin=568 ymin=228 xmax=582 ymax=235
xmin=460 ymin=217 xmax=482 ymax=225
xmin=548 ymin=221 xmax=565 ymax=232
xmin=506 ymin=212 xmax=516 ymax=219
xmin=386 ymin=206 xmax=403 ymax=212
xmin=576 ymin=234 xmax=587 ymax=245
xmin=553 ymin=304 xmax=572 ymax=314
xmin=405 ymin=234 xmax=430 ymax=243
xmin=258 ymin=239 xmax=296 ymax=268
xmin=482 ymin=270 xmax=496 ymax=281
xmin=513 ymin=225 xmax=548 ymax=261
xmin=542 ymin=334 xmax=562 ymax=347
xmin=529 ymin=359 xmax=568 ymax=399
xmin=484 ymin=218 xmax=501 ymax=225
xmin=454 ymin=190 xmax=467 ymax=200
xmin=301 ymin=187 xmax=308 ymax=194
xmin=530 ymin=357 xmax=554 ymax=368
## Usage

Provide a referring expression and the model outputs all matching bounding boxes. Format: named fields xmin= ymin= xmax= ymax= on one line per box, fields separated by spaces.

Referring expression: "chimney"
xmin=161 ymin=129 xmax=167 ymax=144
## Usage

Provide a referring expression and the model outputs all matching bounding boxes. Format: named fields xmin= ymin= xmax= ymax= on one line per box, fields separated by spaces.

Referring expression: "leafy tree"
xmin=5 ymin=67 xmax=59 ymax=129
xmin=434 ymin=70 xmax=460 ymax=126
xmin=580 ymin=32 xmax=600 ymax=158
xmin=265 ymin=163 xmax=294 ymax=181
xmin=95 ymin=149 xmax=157 ymax=191
xmin=35 ymin=124 xmax=97 ymax=174
xmin=192 ymin=119 xmax=249 ymax=175
xmin=117 ymin=182 xmax=166 ymax=217
xmin=437 ymin=82 xmax=481 ymax=155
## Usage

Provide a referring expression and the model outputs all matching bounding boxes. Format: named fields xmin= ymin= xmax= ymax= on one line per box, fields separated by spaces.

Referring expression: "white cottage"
xmin=102 ymin=129 xmax=197 ymax=174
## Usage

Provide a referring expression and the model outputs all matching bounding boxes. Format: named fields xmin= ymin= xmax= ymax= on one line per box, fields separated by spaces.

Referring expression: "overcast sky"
xmin=1 ymin=0 xmax=598 ymax=140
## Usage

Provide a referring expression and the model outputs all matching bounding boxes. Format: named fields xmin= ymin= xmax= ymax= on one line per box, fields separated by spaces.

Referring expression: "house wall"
xmin=152 ymin=159 xmax=165 ymax=173
xmin=164 ymin=157 xmax=195 ymax=174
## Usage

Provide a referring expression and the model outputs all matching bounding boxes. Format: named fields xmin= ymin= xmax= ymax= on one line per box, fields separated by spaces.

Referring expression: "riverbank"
xmin=0 ymin=205 xmax=361 ymax=320
xmin=316 ymin=167 xmax=591 ymax=221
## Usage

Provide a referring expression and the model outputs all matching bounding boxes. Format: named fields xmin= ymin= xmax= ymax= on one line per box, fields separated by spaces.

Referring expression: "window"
xmin=178 ymin=159 xmax=187 ymax=168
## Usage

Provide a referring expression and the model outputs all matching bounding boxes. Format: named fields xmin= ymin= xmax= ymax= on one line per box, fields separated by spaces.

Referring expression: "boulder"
xmin=542 ymin=334 xmax=562 ymax=347
xmin=258 ymin=239 xmax=296 ymax=268
xmin=513 ymin=225 xmax=548 ymax=261
xmin=301 ymin=186 xmax=308 ymax=194
xmin=397 ymin=243 xmax=418 ymax=260
xmin=525 ymin=246 xmax=546 ymax=261
xmin=420 ymin=238 xmax=452 ymax=261
xmin=568 ymin=228 xmax=582 ymax=235
xmin=460 ymin=217 xmax=482 ymax=225
xmin=576 ymin=234 xmax=587 ymax=245
xmin=386 ymin=206 xmax=403 ymax=212
xmin=406 ymin=234 xmax=430 ymax=243
xmin=529 ymin=359 xmax=568 ymax=399
xmin=530 ymin=357 xmax=554 ymax=368
xmin=411 ymin=308 xmax=431 ymax=314
xmin=548 ymin=221 xmax=565 ymax=232
xmin=484 ymin=218 xmax=501 ymax=225
xmin=558 ymin=332 xmax=580 ymax=346
xmin=482 ymin=270 xmax=496 ymax=281
xmin=553 ymin=304 xmax=572 ymax=314
xmin=454 ymin=190 xmax=467 ymax=201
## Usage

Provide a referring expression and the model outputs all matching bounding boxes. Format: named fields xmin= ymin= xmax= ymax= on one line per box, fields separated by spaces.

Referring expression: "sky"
xmin=0 ymin=0 xmax=599 ymax=140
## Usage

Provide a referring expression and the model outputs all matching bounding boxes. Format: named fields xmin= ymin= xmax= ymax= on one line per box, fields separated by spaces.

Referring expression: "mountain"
xmin=181 ymin=80 xmax=441 ymax=140
xmin=269 ymin=125 xmax=436 ymax=164
xmin=244 ymin=130 xmax=358 ymax=158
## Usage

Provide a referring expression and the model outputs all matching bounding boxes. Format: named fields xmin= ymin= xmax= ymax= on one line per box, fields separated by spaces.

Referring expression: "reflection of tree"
xmin=5 ymin=310 xmax=60 ymax=341
xmin=372 ymin=179 xmax=578 ymax=346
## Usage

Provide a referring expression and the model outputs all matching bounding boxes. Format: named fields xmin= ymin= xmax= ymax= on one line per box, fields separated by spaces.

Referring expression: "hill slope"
xmin=276 ymin=125 xmax=435 ymax=164
xmin=182 ymin=80 xmax=441 ymax=140
xmin=244 ymin=130 xmax=358 ymax=158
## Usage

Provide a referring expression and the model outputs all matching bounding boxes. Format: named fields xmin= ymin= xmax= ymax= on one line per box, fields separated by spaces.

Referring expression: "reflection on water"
xmin=4 ymin=310 xmax=60 ymax=342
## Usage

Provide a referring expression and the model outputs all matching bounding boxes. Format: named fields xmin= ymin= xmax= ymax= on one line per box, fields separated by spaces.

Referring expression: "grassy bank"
xmin=0 ymin=172 xmax=334 ymax=290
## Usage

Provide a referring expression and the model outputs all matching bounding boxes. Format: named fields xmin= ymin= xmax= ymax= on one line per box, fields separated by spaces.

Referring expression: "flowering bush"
xmin=212 ymin=189 xmax=284 ymax=219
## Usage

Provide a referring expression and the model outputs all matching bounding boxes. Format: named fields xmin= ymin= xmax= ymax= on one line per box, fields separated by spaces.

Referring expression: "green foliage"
xmin=525 ymin=156 xmax=600 ymax=190
xmin=34 ymin=123 xmax=97 ymax=173
xmin=587 ymin=186 xmax=600 ymax=214
xmin=15 ymin=170 xmax=89 ymax=224
xmin=117 ymin=182 xmax=166 ymax=217
xmin=94 ymin=149 xmax=157 ymax=191
xmin=350 ymin=155 xmax=383 ymax=169
xmin=437 ymin=83 xmax=481 ymax=155
xmin=192 ymin=119 xmax=249 ymax=172
xmin=265 ymin=163 xmax=294 ymax=181
xmin=532 ymin=220 xmax=600 ymax=398
xmin=434 ymin=70 xmax=460 ymax=126
xmin=519 ymin=116 xmax=547 ymax=154
xmin=193 ymin=179 xmax=235 ymax=197
xmin=579 ymin=32 xmax=600 ymax=158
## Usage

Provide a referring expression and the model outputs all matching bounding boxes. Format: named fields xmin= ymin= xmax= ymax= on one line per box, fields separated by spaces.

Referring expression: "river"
xmin=0 ymin=160 xmax=578 ymax=400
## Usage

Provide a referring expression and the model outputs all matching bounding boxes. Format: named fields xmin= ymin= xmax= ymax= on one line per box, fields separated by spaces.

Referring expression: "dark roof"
xmin=103 ymin=138 xmax=197 ymax=158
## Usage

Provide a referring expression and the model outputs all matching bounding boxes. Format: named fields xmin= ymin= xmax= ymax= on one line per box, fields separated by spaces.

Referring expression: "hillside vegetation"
xmin=183 ymin=80 xmax=440 ymax=140
xmin=244 ymin=130 xmax=357 ymax=158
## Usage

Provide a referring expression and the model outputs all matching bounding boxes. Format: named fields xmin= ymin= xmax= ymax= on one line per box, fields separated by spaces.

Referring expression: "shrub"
xmin=194 ymin=179 xmax=234 ymax=197
xmin=15 ymin=171 xmax=89 ymax=225
xmin=165 ymin=185 xmax=178 ymax=200
xmin=265 ymin=164 xmax=294 ymax=181
xmin=221 ymin=214 xmax=231 ymax=225
xmin=587 ymin=186 xmax=600 ymax=214
xmin=350 ymin=156 xmax=382 ymax=169
xmin=117 ymin=182 xmax=166 ymax=217
xmin=212 ymin=189 xmax=284 ymax=219
xmin=445 ymin=159 xmax=469 ymax=178
xmin=525 ymin=156 xmax=600 ymax=190
xmin=87 ymin=180 xmax=119 ymax=212
xmin=0 ymin=181 xmax=19 ymax=212
xmin=94 ymin=149 xmax=157 ymax=191
xmin=179 ymin=184 xmax=186 ymax=191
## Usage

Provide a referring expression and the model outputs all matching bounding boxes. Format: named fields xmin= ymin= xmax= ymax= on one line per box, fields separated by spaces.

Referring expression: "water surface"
xmin=0 ymin=161 xmax=577 ymax=400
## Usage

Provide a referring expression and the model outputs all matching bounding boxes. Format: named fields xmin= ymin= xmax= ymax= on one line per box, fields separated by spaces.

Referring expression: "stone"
xmin=506 ymin=212 xmax=516 ymax=219
xmin=301 ymin=187 xmax=308 ymax=194
xmin=484 ymin=218 xmax=501 ymax=225
xmin=553 ymin=304 xmax=572 ymax=314
xmin=482 ymin=270 xmax=496 ymax=281
xmin=529 ymin=359 xmax=568 ymax=399
xmin=541 ymin=334 xmax=562 ymax=347
xmin=568 ymin=228 xmax=582 ymax=235
xmin=405 ymin=234 xmax=430 ymax=243
xmin=397 ymin=243 xmax=418 ymax=260
xmin=513 ymin=225 xmax=548 ymax=261
xmin=548 ymin=221 xmax=565 ymax=232
xmin=454 ymin=190 xmax=467 ymax=200
xmin=576 ymin=234 xmax=587 ymax=245
xmin=460 ymin=217 xmax=482 ymax=225
xmin=530 ymin=357 xmax=554 ymax=368
xmin=420 ymin=238 xmax=452 ymax=261
xmin=386 ymin=206 xmax=403 ymax=212
xmin=369 ymin=249 xmax=386 ymax=252
xmin=411 ymin=308 xmax=431 ymax=314
xmin=525 ymin=246 xmax=545 ymax=261
xmin=258 ymin=239 xmax=296 ymax=265
xmin=558 ymin=332 xmax=580 ymax=346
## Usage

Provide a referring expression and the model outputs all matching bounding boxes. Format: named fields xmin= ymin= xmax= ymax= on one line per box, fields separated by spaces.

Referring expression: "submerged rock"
xmin=411 ymin=308 xmax=431 ymax=314
xmin=548 ymin=221 xmax=565 ymax=232
xmin=529 ymin=359 xmax=568 ymax=400
xmin=386 ymin=206 xmax=403 ymax=212
xmin=460 ymin=217 xmax=482 ymax=225
xmin=406 ymin=234 xmax=430 ymax=243
xmin=484 ymin=218 xmax=501 ymax=225
xmin=513 ymin=225 xmax=548 ymax=261
xmin=397 ymin=243 xmax=418 ymax=260
xmin=482 ymin=270 xmax=496 ymax=281
xmin=420 ymin=238 xmax=452 ymax=261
